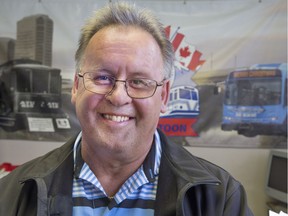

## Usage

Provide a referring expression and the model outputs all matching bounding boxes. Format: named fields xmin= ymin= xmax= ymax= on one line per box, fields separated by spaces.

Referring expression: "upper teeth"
xmin=104 ymin=114 xmax=129 ymax=122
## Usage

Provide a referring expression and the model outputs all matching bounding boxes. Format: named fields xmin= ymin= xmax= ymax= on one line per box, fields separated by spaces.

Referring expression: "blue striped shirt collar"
xmin=73 ymin=131 xmax=162 ymax=203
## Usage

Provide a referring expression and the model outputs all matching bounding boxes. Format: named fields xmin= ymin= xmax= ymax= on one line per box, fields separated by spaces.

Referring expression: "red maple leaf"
xmin=180 ymin=46 xmax=191 ymax=58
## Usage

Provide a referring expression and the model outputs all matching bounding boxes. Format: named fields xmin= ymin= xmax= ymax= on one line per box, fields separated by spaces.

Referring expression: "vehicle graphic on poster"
xmin=0 ymin=59 xmax=71 ymax=132
xmin=221 ymin=63 xmax=287 ymax=137
xmin=157 ymin=26 xmax=205 ymax=136
xmin=158 ymin=84 xmax=199 ymax=137
xmin=158 ymin=64 xmax=200 ymax=137
xmin=161 ymin=85 xmax=199 ymax=118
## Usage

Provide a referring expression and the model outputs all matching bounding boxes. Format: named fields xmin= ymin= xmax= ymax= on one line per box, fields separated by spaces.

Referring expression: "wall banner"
xmin=0 ymin=0 xmax=287 ymax=148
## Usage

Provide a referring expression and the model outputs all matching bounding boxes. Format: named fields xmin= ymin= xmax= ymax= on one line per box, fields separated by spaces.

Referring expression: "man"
xmin=0 ymin=2 xmax=253 ymax=215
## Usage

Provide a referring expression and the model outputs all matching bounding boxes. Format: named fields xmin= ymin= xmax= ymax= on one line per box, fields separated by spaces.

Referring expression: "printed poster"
xmin=0 ymin=0 xmax=286 ymax=148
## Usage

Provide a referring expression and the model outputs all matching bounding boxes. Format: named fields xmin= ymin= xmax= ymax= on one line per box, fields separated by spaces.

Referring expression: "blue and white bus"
xmin=221 ymin=63 xmax=287 ymax=137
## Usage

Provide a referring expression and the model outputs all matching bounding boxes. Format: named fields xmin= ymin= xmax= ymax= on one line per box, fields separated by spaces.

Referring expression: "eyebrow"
xmin=126 ymin=71 xmax=154 ymax=79
xmin=80 ymin=64 xmax=102 ymax=72
xmin=82 ymin=66 xmax=155 ymax=79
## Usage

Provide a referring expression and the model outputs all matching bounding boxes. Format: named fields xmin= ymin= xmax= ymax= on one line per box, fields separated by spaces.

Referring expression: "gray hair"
xmin=75 ymin=2 xmax=174 ymax=79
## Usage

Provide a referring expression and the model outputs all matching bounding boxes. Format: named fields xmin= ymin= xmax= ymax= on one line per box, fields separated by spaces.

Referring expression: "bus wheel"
xmin=1 ymin=124 xmax=18 ymax=132
xmin=238 ymin=130 xmax=257 ymax=137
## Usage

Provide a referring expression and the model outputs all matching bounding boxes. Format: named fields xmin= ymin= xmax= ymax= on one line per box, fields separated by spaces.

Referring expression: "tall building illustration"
xmin=0 ymin=37 xmax=15 ymax=65
xmin=15 ymin=14 xmax=53 ymax=66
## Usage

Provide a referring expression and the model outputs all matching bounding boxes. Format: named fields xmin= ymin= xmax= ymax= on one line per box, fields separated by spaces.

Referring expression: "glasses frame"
xmin=78 ymin=72 xmax=166 ymax=99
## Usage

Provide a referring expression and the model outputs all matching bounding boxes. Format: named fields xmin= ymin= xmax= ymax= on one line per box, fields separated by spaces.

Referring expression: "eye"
xmin=89 ymin=73 xmax=114 ymax=85
xmin=94 ymin=75 xmax=109 ymax=81
xmin=129 ymin=79 xmax=153 ymax=89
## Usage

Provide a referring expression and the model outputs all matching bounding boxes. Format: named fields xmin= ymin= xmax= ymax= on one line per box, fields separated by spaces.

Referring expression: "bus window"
xmin=179 ymin=88 xmax=192 ymax=100
xmin=17 ymin=69 xmax=31 ymax=92
xmin=50 ymin=72 xmax=61 ymax=94
xmin=173 ymin=91 xmax=177 ymax=100
xmin=169 ymin=92 xmax=173 ymax=101
xmin=191 ymin=91 xmax=198 ymax=100
xmin=225 ymin=78 xmax=281 ymax=106
xmin=32 ymin=71 xmax=49 ymax=93
xmin=238 ymin=81 xmax=254 ymax=105
xmin=285 ymin=78 xmax=287 ymax=106
xmin=252 ymin=79 xmax=281 ymax=105
xmin=224 ymin=82 xmax=238 ymax=105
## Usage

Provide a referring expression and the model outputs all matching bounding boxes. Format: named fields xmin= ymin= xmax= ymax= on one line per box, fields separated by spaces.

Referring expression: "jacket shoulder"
xmin=0 ymin=135 xmax=76 ymax=184
xmin=158 ymin=129 xmax=239 ymax=186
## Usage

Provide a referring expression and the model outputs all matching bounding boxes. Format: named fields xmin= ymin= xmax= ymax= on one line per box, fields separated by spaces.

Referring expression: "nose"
xmin=105 ymin=81 xmax=132 ymax=106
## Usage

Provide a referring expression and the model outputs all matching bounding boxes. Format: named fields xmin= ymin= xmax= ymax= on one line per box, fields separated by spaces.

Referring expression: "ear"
xmin=71 ymin=73 xmax=79 ymax=105
xmin=160 ymin=80 xmax=170 ymax=113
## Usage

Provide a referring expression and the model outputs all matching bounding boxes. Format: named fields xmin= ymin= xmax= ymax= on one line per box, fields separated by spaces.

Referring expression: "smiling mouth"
xmin=102 ymin=114 xmax=131 ymax=122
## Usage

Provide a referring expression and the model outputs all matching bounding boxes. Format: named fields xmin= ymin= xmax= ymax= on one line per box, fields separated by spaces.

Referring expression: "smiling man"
xmin=71 ymin=23 xmax=170 ymax=203
xmin=0 ymin=2 xmax=253 ymax=216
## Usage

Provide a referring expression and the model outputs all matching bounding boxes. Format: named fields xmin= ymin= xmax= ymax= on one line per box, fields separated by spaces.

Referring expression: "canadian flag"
xmin=165 ymin=26 xmax=205 ymax=71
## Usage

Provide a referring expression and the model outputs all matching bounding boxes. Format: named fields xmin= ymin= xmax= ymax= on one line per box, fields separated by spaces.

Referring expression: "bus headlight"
xmin=224 ymin=116 xmax=233 ymax=121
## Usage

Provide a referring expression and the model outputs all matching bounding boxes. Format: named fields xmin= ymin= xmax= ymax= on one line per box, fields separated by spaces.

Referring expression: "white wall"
xmin=0 ymin=139 xmax=63 ymax=164
xmin=0 ymin=139 xmax=273 ymax=216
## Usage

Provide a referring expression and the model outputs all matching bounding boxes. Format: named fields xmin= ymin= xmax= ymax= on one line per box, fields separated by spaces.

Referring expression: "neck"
xmin=81 ymin=140 xmax=152 ymax=197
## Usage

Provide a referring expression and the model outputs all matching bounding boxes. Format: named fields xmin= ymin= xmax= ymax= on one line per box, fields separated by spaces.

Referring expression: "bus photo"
xmin=161 ymin=85 xmax=200 ymax=119
xmin=221 ymin=63 xmax=287 ymax=137
xmin=0 ymin=59 xmax=71 ymax=132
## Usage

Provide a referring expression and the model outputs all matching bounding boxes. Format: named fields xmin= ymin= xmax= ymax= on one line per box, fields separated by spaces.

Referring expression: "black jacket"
xmin=0 ymin=130 xmax=253 ymax=215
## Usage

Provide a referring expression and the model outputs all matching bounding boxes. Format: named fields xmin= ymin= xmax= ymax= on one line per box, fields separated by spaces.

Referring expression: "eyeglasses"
xmin=78 ymin=72 xmax=165 ymax=99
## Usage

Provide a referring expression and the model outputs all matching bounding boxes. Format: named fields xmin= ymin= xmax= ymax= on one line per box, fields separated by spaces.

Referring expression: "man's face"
xmin=71 ymin=26 xmax=170 ymax=156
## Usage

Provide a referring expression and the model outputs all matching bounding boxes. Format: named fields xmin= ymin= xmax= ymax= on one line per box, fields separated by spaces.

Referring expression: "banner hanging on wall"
xmin=0 ymin=0 xmax=287 ymax=148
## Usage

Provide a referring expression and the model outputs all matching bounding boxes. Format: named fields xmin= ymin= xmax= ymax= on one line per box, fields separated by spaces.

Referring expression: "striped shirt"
xmin=72 ymin=131 xmax=162 ymax=215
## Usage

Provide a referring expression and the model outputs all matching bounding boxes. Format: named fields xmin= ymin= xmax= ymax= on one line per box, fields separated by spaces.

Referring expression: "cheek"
xmin=136 ymin=96 xmax=163 ymax=119
xmin=75 ymin=92 xmax=100 ymax=116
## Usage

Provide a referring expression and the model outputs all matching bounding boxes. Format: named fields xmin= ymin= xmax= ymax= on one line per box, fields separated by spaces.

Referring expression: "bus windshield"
xmin=179 ymin=88 xmax=198 ymax=100
xmin=224 ymin=78 xmax=282 ymax=106
xmin=16 ymin=68 xmax=61 ymax=94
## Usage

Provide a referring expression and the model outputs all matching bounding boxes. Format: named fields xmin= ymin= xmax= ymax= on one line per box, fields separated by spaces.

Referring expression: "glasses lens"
xmin=126 ymin=79 xmax=157 ymax=98
xmin=83 ymin=72 xmax=114 ymax=94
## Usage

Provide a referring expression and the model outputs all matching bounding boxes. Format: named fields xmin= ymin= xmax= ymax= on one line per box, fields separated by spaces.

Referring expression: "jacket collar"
xmin=19 ymin=130 xmax=220 ymax=189
xmin=157 ymin=129 xmax=220 ymax=185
